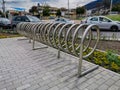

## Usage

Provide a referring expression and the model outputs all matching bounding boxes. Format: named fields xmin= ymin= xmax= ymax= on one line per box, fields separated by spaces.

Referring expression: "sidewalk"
xmin=0 ymin=37 xmax=120 ymax=90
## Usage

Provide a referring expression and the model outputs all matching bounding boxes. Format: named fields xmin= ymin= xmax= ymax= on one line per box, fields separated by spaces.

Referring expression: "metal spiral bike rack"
xmin=17 ymin=22 xmax=100 ymax=77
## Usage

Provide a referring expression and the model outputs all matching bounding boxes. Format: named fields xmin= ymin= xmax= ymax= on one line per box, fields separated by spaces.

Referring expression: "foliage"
xmin=29 ymin=6 xmax=38 ymax=14
xmin=106 ymin=50 xmax=118 ymax=63
xmin=86 ymin=49 xmax=120 ymax=73
xmin=111 ymin=62 xmax=119 ymax=71
xmin=108 ymin=50 xmax=120 ymax=66
xmin=43 ymin=6 xmax=50 ymax=16
xmin=0 ymin=10 xmax=4 ymax=17
xmin=13 ymin=13 xmax=19 ymax=16
xmin=103 ymin=0 xmax=111 ymax=7
xmin=107 ymin=15 xmax=120 ymax=21
xmin=56 ymin=9 xmax=61 ymax=17
xmin=0 ymin=29 xmax=18 ymax=34
xmin=112 ymin=4 xmax=120 ymax=12
xmin=5 ymin=11 xmax=9 ymax=18
xmin=76 ymin=7 xmax=85 ymax=16
xmin=0 ymin=30 xmax=21 ymax=39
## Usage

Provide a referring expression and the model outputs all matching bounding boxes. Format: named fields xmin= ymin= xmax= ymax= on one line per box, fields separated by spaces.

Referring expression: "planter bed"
xmin=85 ymin=40 xmax=120 ymax=74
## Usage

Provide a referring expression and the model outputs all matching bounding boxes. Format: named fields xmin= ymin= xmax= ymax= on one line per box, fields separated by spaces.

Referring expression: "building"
xmin=30 ymin=4 xmax=76 ymax=19
xmin=49 ymin=7 xmax=58 ymax=16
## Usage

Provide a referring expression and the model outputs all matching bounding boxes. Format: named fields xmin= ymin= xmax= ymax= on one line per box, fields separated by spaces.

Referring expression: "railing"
xmin=17 ymin=22 xmax=100 ymax=77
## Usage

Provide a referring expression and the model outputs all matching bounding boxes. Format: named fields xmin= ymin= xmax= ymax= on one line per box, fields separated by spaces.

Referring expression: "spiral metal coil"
xmin=17 ymin=22 xmax=100 ymax=77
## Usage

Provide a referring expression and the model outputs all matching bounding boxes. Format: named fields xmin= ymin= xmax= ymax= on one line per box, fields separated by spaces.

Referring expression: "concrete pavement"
xmin=0 ymin=37 xmax=120 ymax=90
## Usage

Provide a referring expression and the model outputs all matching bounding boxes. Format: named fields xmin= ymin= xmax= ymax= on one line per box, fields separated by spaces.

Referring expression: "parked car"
xmin=12 ymin=15 xmax=41 ymax=30
xmin=49 ymin=16 xmax=55 ymax=19
xmin=81 ymin=16 xmax=120 ymax=31
xmin=53 ymin=18 xmax=75 ymax=24
xmin=0 ymin=18 xmax=11 ymax=30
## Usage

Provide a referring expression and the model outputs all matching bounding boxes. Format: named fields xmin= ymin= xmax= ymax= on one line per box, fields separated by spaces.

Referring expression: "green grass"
xmin=0 ymin=33 xmax=21 ymax=39
xmin=106 ymin=15 xmax=120 ymax=21
xmin=76 ymin=17 xmax=84 ymax=20
xmin=76 ymin=15 xmax=120 ymax=21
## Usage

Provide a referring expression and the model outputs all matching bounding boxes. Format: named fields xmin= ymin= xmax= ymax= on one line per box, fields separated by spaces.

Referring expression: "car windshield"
xmin=90 ymin=17 xmax=98 ymax=21
xmin=28 ymin=16 xmax=40 ymax=22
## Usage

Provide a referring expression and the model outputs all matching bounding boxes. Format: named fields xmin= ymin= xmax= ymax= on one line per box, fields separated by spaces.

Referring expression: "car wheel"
xmin=111 ymin=26 xmax=118 ymax=31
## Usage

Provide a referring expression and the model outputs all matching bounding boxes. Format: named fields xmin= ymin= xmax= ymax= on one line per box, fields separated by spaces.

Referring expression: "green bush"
xmin=0 ymin=29 xmax=21 ymax=39
xmin=86 ymin=50 xmax=120 ymax=73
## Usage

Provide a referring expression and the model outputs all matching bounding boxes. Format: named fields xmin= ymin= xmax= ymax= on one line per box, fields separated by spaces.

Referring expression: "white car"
xmin=81 ymin=16 xmax=120 ymax=31
xmin=53 ymin=18 xmax=75 ymax=24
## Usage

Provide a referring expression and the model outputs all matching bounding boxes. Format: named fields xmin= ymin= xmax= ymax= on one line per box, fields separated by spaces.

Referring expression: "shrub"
xmin=85 ymin=49 xmax=120 ymax=74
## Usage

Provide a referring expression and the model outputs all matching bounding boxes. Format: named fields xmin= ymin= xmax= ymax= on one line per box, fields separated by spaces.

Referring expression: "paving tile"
xmin=105 ymin=79 xmax=115 ymax=86
xmin=85 ymin=78 xmax=96 ymax=84
xmin=37 ymin=85 xmax=49 ymax=90
xmin=87 ymin=83 xmax=99 ymax=90
xmin=0 ymin=37 xmax=120 ymax=90
xmin=48 ymin=80 xmax=61 ymax=87
xmin=77 ymin=82 xmax=89 ymax=89
xmin=25 ymin=84 xmax=40 ymax=90
xmin=60 ymin=87 xmax=70 ymax=90
xmin=49 ymin=86 xmax=59 ymax=90
xmin=39 ymin=79 xmax=51 ymax=86
xmin=0 ymin=76 xmax=3 ymax=79
xmin=16 ymin=84 xmax=31 ymax=90
xmin=115 ymin=80 xmax=120 ymax=87
xmin=98 ymin=84 xmax=109 ymax=90
xmin=0 ymin=82 xmax=13 ymax=89
xmin=95 ymin=78 xmax=106 ymax=85
xmin=108 ymin=85 xmax=119 ymax=90
xmin=1 ymin=88 xmax=7 ymax=90
xmin=67 ymin=82 xmax=77 ymax=89
xmin=112 ymin=76 xmax=120 ymax=81
xmin=94 ymin=74 xmax=102 ymax=80
xmin=57 ymin=82 xmax=68 ymax=89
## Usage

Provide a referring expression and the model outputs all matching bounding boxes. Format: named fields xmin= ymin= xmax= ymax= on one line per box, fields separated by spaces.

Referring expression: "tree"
xmin=5 ymin=11 xmax=9 ymax=18
xmin=112 ymin=4 xmax=120 ymax=12
xmin=56 ymin=9 xmax=61 ymax=17
xmin=43 ymin=6 xmax=50 ymax=16
xmin=29 ymin=6 xmax=38 ymax=15
xmin=103 ymin=0 xmax=111 ymax=8
xmin=0 ymin=10 xmax=4 ymax=17
xmin=13 ymin=13 xmax=19 ymax=16
xmin=76 ymin=7 xmax=85 ymax=16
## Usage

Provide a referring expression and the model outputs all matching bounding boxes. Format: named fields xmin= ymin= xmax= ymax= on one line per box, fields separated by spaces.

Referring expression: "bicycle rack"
xmin=17 ymin=22 xmax=100 ymax=77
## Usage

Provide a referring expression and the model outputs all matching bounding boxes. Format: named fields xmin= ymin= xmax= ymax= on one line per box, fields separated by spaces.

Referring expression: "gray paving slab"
xmin=0 ymin=37 xmax=120 ymax=90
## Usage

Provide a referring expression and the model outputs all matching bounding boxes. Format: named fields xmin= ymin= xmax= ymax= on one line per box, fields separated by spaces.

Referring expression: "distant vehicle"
xmin=0 ymin=18 xmax=11 ymax=30
xmin=49 ymin=16 xmax=55 ymax=19
xmin=12 ymin=15 xmax=41 ymax=30
xmin=53 ymin=18 xmax=75 ymax=24
xmin=81 ymin=16 xmax=120 ymax=31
